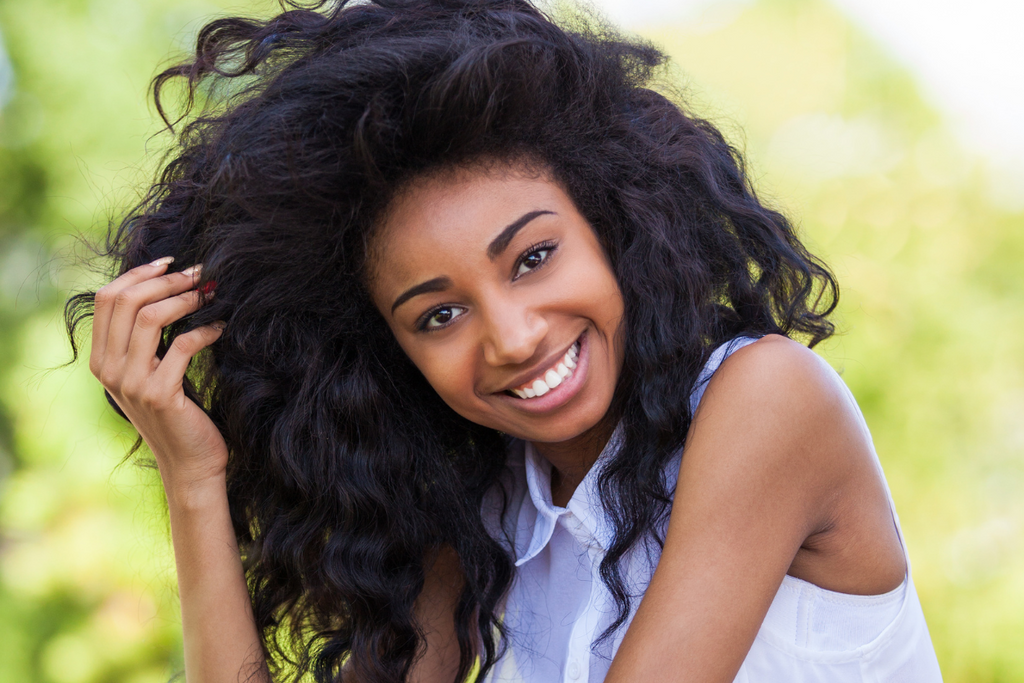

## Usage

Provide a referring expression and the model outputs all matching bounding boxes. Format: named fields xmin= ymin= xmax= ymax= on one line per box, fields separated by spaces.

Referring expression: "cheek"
xmin=407 ymin=344 xmax=482 ymax=412
xmin=577 ymin=263 xmax=625 ymax=372
xmin=573 ymin=261 xmax=624 ymax=327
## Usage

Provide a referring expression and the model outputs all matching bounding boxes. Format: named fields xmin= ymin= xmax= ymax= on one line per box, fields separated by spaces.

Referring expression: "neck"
xmin=532 ymin=413 xmax=617 ymax=508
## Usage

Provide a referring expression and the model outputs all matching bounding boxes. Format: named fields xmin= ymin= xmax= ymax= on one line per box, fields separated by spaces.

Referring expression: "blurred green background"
xmin=0 ymin=0 xmax=1021 ymax=681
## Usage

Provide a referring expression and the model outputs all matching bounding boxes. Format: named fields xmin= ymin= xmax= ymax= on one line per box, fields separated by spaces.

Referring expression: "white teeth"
xmin=509 ymin=340 xmax=582 ymax=399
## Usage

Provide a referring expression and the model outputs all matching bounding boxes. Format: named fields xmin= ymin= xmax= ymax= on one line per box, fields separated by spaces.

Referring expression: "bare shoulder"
xmin=725 ymin=332 xmax=830 ymax=373
xmin=611 ymin=348 xmax=905 ymax=680
xmin=703 ymin=334 xmax=852 ymax=420
xmin=694 ymin=334 xmax=864 ymax=443
xmin=619 ymin=335 xmax=897 ymax=680
xmin=682 ymin=334 xmax=874 ymax=534
xmin=686 ymin=335 xmax=906 ymax=595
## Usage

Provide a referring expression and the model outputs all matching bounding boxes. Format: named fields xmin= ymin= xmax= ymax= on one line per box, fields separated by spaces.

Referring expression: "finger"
xmin=91 ymin=256 xmax=175 ymax=376
xmin=154 ymin=323 xmax=225 ymax=388
xmin=104 ymin=265 xmax=203 ymax=364
xmin=125 ymin=290 xmax=203 ymax=372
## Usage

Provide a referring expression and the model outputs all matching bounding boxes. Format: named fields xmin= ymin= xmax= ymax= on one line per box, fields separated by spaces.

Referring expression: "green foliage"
xmin=0 ymin=0 xmax=1020 ymax=680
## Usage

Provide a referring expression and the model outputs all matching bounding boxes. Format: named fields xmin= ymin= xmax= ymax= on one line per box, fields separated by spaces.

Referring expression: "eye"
xmin=419 ymin=305 xmax=467 ymax=331
xmin=514 ymin=241 xmax=557 ymax=279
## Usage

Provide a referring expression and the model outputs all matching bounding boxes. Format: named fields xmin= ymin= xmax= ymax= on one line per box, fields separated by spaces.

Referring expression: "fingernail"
xmin=211 ymin=321 xmax=226 ymax=331
xmin=150 ymin=256 xmax=175 ymax=267
xmin=181 ymin=264 xmax=202 ymax=277
xmin=200 ymin=279 xmax=217 ymax=296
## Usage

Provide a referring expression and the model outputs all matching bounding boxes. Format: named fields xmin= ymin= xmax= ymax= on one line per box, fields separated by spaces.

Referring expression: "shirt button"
xmin=568 ymin=659 xmax=581 ymax=680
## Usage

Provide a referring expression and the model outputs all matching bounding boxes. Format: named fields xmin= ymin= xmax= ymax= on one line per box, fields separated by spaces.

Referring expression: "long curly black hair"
xmin=65 ymin=0 xmax=838 ymax=681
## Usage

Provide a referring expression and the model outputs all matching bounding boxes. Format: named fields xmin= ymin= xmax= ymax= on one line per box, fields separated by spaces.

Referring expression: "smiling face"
xmin=368 ymin=164 xmax=625 ymax=448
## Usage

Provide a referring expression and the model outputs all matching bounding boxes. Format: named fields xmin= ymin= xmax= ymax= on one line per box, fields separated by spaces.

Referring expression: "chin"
xmin=493 ymin=399 xmax=613 ymax=445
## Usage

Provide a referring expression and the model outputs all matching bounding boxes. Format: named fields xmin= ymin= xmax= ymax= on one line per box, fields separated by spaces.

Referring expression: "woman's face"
xmin=368 ymin=164 xmax=625 ymax=445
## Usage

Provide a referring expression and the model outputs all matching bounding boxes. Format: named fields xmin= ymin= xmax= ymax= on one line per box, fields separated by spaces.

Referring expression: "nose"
xmin=480 ymin=298 xmax=548 ymax=367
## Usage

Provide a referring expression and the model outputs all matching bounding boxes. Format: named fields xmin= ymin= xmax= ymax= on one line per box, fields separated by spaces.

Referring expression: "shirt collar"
xmin=514 ymin=425 xmax=624 ymax=566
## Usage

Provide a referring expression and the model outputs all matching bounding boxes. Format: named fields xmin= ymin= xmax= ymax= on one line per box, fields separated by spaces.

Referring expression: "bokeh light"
xmin=1 ymin=0 xmax=1021 ymax=680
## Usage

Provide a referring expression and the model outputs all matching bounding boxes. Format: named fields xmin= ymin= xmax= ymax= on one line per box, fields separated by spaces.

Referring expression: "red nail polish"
xmin=200 ymin=280 xmax=217 ymax=296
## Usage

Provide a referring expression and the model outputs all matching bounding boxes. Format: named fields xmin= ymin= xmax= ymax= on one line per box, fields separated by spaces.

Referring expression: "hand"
xmin=90 ymin=257 xmax=228 ymax=503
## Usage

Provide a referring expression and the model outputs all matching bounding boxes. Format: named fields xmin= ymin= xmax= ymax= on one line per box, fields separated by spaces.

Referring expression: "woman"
xmin=67 ymin=0 xmax=942 ymax=681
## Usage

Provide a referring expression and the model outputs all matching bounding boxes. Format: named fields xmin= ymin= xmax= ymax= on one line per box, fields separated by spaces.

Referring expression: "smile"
xmin=508 ymin=340 xmax=580 ymax=399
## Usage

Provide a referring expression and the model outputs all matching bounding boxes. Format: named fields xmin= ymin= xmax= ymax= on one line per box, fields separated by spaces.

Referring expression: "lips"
xmin=507 ymin=340 xmax=580 ymax=398
xmin=492 ymin=331 xmax=591 ymax=417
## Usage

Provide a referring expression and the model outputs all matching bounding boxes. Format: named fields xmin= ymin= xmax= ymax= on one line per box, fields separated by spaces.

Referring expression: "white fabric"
xmin=480 ymin=336 xmax=942 ymax=683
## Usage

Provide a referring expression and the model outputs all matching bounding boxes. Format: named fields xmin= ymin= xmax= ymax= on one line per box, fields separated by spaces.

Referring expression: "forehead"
xmin=369 ymin=165 xmax=575 ymax=282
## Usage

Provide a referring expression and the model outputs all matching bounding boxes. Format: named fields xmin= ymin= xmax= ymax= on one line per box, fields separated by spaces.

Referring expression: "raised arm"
xmin=91 ymin=259 xmax=268 ymax=683
xmin=605 ymin=335 xmax=905 ymax=683
xmin=90 ymin=258 xmax=470 ymax=683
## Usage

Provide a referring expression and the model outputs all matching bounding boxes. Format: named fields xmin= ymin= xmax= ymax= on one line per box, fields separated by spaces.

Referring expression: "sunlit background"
xmin=0 ymin=0 xmax=1021 ymax=681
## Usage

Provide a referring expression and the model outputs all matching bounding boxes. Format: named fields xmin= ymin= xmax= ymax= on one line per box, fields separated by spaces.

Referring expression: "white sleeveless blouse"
xmin=480 ymin=337 xmax=942 ymax=683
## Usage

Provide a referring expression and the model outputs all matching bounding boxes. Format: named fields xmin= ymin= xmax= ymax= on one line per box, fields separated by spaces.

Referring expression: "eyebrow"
xmin=389 ymin=210 xmax=555 ymax=316
xmin=486 ymin=210 xmax=555 ymax=260
xmin=390 ymin=276 xmax=453 ymax=315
